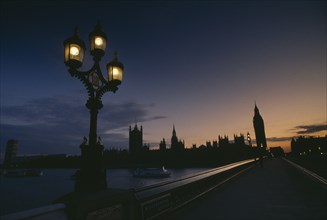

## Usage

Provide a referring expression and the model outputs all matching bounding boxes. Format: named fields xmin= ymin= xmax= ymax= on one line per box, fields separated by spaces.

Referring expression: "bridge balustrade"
xmin=133 ymin=159 xmax=255 ymax=220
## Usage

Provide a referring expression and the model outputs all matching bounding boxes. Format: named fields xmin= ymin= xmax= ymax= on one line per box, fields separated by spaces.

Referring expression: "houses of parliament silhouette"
xmin=129 ymin=104 xmax=268 ymax=154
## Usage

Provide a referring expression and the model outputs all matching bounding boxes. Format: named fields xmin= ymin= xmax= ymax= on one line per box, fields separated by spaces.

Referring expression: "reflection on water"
xmin=107 ymin=168 xmax=208 ymax=189
xmin=0 ymin=168 xmax=209 ymax=215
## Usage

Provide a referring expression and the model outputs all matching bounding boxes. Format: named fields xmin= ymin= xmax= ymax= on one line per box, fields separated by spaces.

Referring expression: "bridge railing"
xmin=0 ymin=159 xmax=256 ymax=220
xmin=133 ymin=159 xmax=255 ymax=220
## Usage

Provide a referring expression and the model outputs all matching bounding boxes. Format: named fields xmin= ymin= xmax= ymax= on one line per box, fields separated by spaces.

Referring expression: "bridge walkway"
xmin=162 ymin=158 xmax=327 ymax=220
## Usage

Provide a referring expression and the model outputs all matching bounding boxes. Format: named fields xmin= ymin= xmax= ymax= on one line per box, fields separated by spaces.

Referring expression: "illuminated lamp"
xmin=63 ymin=28 xmax=85 ymax=69
xmin=107 ymin=52 xmax=124 ymax=84
xmin=89 ymin=21 xmax=107 ymax=57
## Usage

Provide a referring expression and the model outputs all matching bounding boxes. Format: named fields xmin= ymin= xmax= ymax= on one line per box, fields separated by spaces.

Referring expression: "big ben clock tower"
xmin=253 ymin=104 xmax=267 ymax=150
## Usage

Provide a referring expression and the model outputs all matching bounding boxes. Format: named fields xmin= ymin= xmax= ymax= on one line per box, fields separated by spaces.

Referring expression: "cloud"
xmin=261 ymin=123 xmax=327 ymax=147
xmin=1 ymin=96 xmax=88 ymax=127
xmin=294 ymin=123 xmax=327 ymax=135
xmin=147 ymin=116 xmax=167 ymax=121
xmin=0 ymin=96 xmax=166 ymax=155
xmin=1 ymin=123 xmax=81 ymax=155
xmin=266 ymin=137 xmax=292 ymax=142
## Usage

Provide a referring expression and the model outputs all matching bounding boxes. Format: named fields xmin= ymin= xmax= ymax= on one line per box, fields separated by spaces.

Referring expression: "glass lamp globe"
xmin=89 ymin=22 xmax=107 ymax=57
xmin=64 ymin=28 xmax=85 ymax=68
xmin=107 ymin=52 xmax=124 ymax=84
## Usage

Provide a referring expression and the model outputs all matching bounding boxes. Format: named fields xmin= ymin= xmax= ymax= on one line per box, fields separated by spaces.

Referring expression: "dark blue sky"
xmin=1 ymin=0 xmax=326 ymax=156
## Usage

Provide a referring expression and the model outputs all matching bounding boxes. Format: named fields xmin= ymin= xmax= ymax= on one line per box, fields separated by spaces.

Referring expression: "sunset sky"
xmin=1 ymin=0 xmax=326 ymax=156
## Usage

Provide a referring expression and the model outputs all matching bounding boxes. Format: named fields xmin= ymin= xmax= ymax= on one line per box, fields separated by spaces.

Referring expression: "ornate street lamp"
xmin=63 ymin=22 xmax=124 ymax=192
xmin=64 ymin=28 xmax=85 ymax=69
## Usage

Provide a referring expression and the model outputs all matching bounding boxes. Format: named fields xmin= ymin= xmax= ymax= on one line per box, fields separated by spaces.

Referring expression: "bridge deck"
xmin=162 ymin=158 xmax=327 ymax=220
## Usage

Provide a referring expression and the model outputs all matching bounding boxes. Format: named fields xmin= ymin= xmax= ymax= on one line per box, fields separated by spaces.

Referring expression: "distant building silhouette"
xmin=171 ymin=125 xmax=185 ymax=151
xmin=218 ymin=135 xmax=229 ymax=148
xmin=234 ymin=134 xmax=245 ymax=145
xmin=269 ymin=146 xmax=285 ymax=157
xmin=129 ymin=123 xmax=143 ymax=153
xmin=206 ymin=141 xmax=212 ymax=148
xmin=253 ymin=104 xmax=267 ymax=150
xmin=4 ymin=139 xmax=18 ymax=167
xmin=291 ymin=136 xmax=327 ymax=156
xmin=205 ymin=140 xmax=218 ymax=148
xmin=160 ymin=138 xmax=167 ymax=151
xmin=213 ymin=140 xmax=218 ymax=148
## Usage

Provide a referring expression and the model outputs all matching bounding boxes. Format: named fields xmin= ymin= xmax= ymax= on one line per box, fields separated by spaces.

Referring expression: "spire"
xmin=173 ymin=125 xmax=176 ymax=136
xmin=134 ymin=122 xmax=138 ymax=130
xmin=254 ymin=102 xmax=259 ymax=114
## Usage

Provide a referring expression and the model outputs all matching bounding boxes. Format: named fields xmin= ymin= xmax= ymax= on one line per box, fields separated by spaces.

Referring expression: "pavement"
xmin=162 ymin=158 xmax=327 ymax=220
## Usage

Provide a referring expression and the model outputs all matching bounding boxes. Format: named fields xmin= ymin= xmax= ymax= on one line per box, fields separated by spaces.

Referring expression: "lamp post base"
xmin=75 ymin=169 xmax=107 ymax=192
xmin=75 ymin=144 xmax=107 ymax=192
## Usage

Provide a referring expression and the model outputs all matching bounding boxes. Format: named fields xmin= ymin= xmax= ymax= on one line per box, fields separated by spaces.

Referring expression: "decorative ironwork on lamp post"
xmin=63 ymin=22 xmax=124 ymax=192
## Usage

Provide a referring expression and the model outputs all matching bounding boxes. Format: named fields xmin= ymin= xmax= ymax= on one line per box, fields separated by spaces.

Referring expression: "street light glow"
xmin=95 ymin=37 xmax=103 ymax=46
xmin=108 ymin=66 xmax=122 ymax=81
xmin=113 ymin=67 xmax=119 ymax=76
xmin=70 ymin=46 xmax=79 ymax=56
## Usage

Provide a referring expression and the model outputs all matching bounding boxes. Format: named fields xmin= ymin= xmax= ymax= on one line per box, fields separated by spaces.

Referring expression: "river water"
xmin=0 ymin=167 xmax=209 ymax=215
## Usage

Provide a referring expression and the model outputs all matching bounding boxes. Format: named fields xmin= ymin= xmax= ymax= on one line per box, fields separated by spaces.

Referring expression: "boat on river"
xmin=133 ymin=166 xmax=171 ymax=178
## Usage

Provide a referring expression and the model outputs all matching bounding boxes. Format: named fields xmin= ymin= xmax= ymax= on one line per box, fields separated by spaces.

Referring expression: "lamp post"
xmin=63 ymin=22 xmax=124 ymax=192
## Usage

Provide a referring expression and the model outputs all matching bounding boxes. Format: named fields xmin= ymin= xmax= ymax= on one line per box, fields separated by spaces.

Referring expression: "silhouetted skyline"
xmin=1 ymin=0 xmax=326 ymax=156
